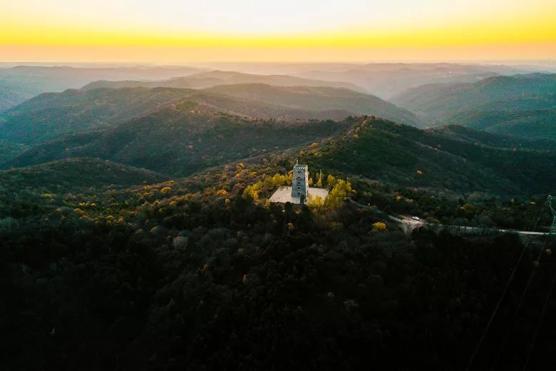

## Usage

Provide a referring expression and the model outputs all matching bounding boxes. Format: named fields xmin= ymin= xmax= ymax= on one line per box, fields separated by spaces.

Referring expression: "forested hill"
xmin=445 ymin=108 xmax=556 ymax=141
xmin=5 ymin=112 xmax=556 ymax=195
xmin=203 ymin=84 xmax=421 ymax=127
xmin=426 ymin=121 xmax=556 ymax=153
xmin=3 ymin=104 xmax=347 ymax=176
xmin=0 ymin=87 xmax=195 ymax=144
xmin=392 ymin=73 xmax=556 ymax=140
xmin=0 ymin=82 xmax=418 ymax=146
xmin=393 ymin=73 xmax=556 ymax=122
xmin=299 ymin=117 xmax=556 ymax=195
xmin=0 ymin=158 xmax=168 ymax=194
xmin=0 ymin=140 xmax=28 ymax=164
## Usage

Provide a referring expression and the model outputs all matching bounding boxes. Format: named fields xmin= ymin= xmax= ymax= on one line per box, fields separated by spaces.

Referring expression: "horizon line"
xmin=1 ymin=59 xmax=556 ymax=66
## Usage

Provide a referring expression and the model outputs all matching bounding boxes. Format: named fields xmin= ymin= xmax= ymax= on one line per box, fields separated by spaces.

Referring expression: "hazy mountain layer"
xmin=0 ymin=65 xmax=202 ymax=112
xmin=0 ymin=83 xmax=419 ymax=145
xmin=83 ymin=70 xmax=364 ymax=92
xmin=296 ymin=63 xmax=515 ymax=98
xmin=0 ymin=85 xmax=30 ymax=113
xmin=197 ymin=62 xmax=528 ymax=98
xmin=393 ymin=73 xmax=556 ymax=128
xmin=203 ymin=84 xmax=421 ymax=127
xmin=0 ymin=88 xmax=195 ymax=144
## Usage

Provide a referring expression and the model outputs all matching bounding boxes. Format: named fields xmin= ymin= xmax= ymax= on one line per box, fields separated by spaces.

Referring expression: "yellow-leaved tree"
xmin=316 ymin=171 xmax=323 ymax=188
xmin=372 ymin=222 xmax=388 ymax=232
xmin=307 ymin=195 xmax=325 ymax=209
xmin=243 ymin=181 xmax=263 ymax=201
xmin=325 ymin=179 xmax=353 ymax=208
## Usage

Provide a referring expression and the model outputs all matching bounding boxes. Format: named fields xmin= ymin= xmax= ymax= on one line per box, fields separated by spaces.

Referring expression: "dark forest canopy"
xmin=2 ymin=146 xmax=556 ymax=370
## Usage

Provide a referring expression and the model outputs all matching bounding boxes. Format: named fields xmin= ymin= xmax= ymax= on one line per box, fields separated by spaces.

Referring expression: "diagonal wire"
xmin=489 ymin=235 xmax=550 ymax=370
xmin=466 ymin=204 xmax=546 ymax=371
xmin=521 ymin=257 xmax=556 ymax=371
xmin=465 ymin=241 xmax=529 ymax=371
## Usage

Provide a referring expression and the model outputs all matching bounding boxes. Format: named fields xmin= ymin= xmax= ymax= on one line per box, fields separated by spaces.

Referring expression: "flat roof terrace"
xmin=269 ymin=186 xmax=329 ymax=204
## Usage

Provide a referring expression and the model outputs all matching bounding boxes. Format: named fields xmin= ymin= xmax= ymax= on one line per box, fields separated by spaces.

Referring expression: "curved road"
xmin=347 ymin=198 xmax=551 ymax=237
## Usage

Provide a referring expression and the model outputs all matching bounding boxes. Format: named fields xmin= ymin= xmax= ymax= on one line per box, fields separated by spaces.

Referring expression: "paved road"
xmin=395 ymin=215 xmax=549 ymax=236
xmin=347 ymin=198 xmax=550 ymax=237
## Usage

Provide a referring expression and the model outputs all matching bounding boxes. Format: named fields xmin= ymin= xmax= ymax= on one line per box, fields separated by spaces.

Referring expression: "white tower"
xmin=291 ymin=163 xmax=309 ymax=203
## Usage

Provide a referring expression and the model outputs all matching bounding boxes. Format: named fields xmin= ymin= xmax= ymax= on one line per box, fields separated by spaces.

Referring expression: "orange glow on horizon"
xmin=1 ymin=0 xmax=555 ymax=62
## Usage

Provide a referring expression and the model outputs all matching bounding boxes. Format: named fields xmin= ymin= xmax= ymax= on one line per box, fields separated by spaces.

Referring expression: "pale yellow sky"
xmin=1 ymin=0 xmax=555 ymax=62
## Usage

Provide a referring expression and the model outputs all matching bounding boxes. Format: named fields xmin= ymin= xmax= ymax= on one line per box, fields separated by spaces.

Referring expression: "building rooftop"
xmin=269 ymin=186 xmax=329 ymax=205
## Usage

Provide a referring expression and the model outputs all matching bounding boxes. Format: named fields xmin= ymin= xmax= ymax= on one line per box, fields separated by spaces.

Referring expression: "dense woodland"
xmin=2 ymin=152 xmax=556 ymax=370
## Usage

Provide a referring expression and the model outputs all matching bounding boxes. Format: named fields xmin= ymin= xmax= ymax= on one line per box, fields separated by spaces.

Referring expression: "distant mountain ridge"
xmin=198 ymin=62 xmax=528 ymax=98
xmin=393 ymin=73 xmax=556 ymax=120
xmin=0 ymin=86 xmax=28 ymax=112
xmin=393 ymin=73 xmax=556 ymax=140
xmin=0 ymin=87 xmax=194 ymax=144
xmin=203 ymin=83 xmax=421 ymax=127
xmin=0 ymin=82 xmax=419 ymax=145
xmin=0 ymin=65 xmax=203 ymax=112
xmin=83 ymin=70 xmax=365 ymax=92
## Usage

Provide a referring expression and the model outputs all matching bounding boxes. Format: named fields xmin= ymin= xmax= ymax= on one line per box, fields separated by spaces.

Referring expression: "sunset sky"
xmin=2 ymin=0 xmax=556 ymax=63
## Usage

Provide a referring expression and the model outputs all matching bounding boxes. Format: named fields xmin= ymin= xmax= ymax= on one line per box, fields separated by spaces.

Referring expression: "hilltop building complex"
xmin=269 ymin=163 xmax=328 ymax=205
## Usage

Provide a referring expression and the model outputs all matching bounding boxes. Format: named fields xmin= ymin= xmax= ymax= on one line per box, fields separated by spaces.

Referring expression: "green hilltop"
xmin=393 ymin=73 xmax=556 ymax=140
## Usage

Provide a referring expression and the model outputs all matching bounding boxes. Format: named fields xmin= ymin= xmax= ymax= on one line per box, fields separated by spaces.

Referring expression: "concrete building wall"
xmin=291 ymin=164 xmax=308 ymax=200
xmin=270 ymin=164 xmax=328 ymax=205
